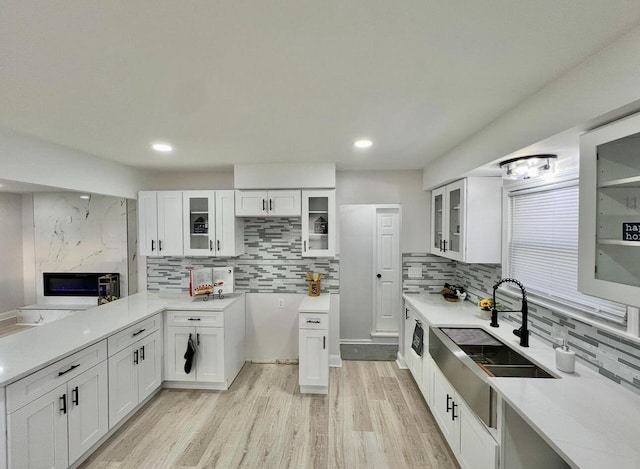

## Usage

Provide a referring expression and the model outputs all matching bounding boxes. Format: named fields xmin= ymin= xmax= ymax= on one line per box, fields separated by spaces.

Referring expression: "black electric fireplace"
xmin=43 ymin=272 xmax=120 ymax=297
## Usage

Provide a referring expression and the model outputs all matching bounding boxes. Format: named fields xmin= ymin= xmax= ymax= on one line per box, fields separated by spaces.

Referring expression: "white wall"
xmin=423 ymin=25 xmax=640 ymax=190
xmin=139 ymin=170 xmax=234 ymax=191
xmin=337 ymin=170 xmax=429 ymax=253
xmin=22 ymin=194 xmax=36 ymax=305
xmin=0 ymin=127 xmax=147 ymax=199
xmin=0 ymin=193 xmax=24 ymax=313
xmin=245 ymin=293 xmax=340 ymax=363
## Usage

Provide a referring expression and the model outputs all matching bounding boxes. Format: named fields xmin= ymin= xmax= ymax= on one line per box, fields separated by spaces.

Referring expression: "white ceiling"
xmin=2 ymin=1 xmax=640 ymax=172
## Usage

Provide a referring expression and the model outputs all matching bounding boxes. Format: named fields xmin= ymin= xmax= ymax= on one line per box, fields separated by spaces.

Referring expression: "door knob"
xmin=377 ymin=273 xmax=381 ymax=278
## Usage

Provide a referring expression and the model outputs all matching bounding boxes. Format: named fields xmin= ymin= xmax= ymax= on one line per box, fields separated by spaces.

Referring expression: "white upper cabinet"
xmin=578 ymin=113 xmax=640 ymax=307
xmin=301 ymin=190 xmax=335 ymax=258
xmin=430 ymin=178 xmax=502 ymax=264
xmin=182 ymin=190 xmax=244 ymax=257
xmin=139 ymin=191 xmax=183 ymax=257
xmin=235 ymin=190 xmax=301 ymax=217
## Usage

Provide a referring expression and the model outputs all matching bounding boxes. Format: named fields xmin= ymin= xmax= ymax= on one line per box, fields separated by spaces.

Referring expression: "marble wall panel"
xmin=34 ymin=193 xmax=129 ymax=301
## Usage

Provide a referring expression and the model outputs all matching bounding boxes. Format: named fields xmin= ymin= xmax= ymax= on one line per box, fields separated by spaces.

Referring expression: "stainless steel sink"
xmin=429 ymin=326 xmax=557 ymax=428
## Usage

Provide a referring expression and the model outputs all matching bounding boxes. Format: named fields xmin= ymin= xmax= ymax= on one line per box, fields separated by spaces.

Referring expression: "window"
xmin=506 ymin=180 xmax=628 ymax=325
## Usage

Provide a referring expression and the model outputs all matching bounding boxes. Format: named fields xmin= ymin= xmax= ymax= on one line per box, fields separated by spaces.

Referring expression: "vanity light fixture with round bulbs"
xmin=499 ymin=154 xmax=558 ymax=180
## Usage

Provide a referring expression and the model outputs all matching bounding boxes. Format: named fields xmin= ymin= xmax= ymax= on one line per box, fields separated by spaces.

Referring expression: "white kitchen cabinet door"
xmin=183 ymin=191 xmax=216 ymax=256
xmin=166 ymin=326 xmax=197 ymax=382
xmin=444 ymin=179 xmax=465 ymax=261
xmin=235 ymin=190 xmax=268 ymax=216
xmin=457 ymin=396 xmax=498 ymax=469
xmin=431 ymin=364 xmax=457 ymax=447
xmin=157 ymin=191 xmax=184 ymax=256
xmin=215 ymin=190 xmax=245 ymax=257
xmin=139 ymin=191 xmax=159 ymax=257
xmin=137 ymin=330 xmax=163 ymax=402
xmin=67 ymin=362 xmax=109 ymax=464
xmin=268 ymin=190 xmax=301 ymax=216
xmin=8 ymin=384 xmax=68 ymax=469
xmin=420 ymin=353 xmax=433 ymax=406
xmin=298 ymin=329 xmax=329 ymax=387
xmin=301 ymin=190 xmax=335 ymax=257
xmin=108 ymin=346 xmax=139 ymax=429
xmin=431 ymin=186 xmax=445 ymax=255
xmin=195 ymin=328 xmax=225 ymax=383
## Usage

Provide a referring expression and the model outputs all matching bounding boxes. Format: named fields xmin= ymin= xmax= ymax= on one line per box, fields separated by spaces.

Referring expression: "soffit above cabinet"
xmin=234 ymin=163 xmax=335 ymax=189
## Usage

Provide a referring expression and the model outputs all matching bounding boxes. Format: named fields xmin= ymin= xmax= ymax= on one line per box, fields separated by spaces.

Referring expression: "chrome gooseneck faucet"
xmin=489 ymin=278 xmax=529 ymax=347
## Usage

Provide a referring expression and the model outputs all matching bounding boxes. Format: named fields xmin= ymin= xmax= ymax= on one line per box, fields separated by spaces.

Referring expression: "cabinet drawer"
xmin=6 ymin=340 xmax=107 ymax=413
xmin=166 ymin=310 xmax=224 ymax=327
xmin=299 ymin=313 xmax=328 ymax=330
xmin=108 ymin=314 xmax=162 ymax=357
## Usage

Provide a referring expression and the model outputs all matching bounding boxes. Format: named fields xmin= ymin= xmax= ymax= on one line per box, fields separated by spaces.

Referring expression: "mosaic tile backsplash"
xmin=402 ymin=253 xmax=456 ymax=294
xmin=147 ymin=218 xmax=339 ymax=294
xmin=454 ymin=261 xmax=640 ymax=396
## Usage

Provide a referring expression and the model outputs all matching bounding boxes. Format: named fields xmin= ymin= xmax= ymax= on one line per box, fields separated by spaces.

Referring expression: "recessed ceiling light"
xmin=151 ymin=142 xmax=173 ymax=153
xmin=80 ymin=195 xmax=90 ymax=199
xmin=354 ymin=139 xmax=373 ymax=149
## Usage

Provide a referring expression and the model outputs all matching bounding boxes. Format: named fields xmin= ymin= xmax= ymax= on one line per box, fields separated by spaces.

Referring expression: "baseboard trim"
xmin=330 ymin=354 xmax=342 ymax=368
xmin=0 ymin=310 xmax=17 ymax=321
xmin=396 ymin=351 xmax=408 ymax=369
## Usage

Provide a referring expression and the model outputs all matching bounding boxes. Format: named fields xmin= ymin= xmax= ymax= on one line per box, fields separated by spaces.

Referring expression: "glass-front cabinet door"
xmin=431 ymin=187 xmax=445 ymax=254
xmin=445 ymin=179 xmax=465 ymax=261
xmin=302 ymin=190 xmax=335 ymax=257
xmin=183 ymin=191 xmax=216 ymax=256
xmin=579 ymin=113 xmax=640 ymax=307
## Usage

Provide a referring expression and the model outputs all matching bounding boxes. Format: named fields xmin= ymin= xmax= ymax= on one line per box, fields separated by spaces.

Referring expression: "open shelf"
xmin=598 ymin=238 xmax=640 ymax=246
xmin=598 ymin=175 xmax=640 ymax=188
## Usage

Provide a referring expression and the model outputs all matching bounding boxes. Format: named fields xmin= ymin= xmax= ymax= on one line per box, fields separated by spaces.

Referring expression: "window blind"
xmin=508 ymin=182 xmax=628 ymax=325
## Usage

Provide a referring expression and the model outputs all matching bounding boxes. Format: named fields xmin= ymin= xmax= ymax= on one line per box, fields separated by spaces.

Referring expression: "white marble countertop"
xmin=18 ymin=303 xmax=92 ymax=310
xmin=0 ymin=291 xmax=244 ymax=387
xmin=404 ymin=293 xmax=640 ymax=469
xmin=298 ymin=293 xmax=331 ymax=313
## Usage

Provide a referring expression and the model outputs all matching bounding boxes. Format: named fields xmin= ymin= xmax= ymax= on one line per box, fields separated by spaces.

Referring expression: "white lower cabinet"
xmin=166 ymin=326 xmax=224 ymax=383
xmin=164 ymin=301 xmax=245 ymax=389
xmin=8 ymin=361 xmax=108 ymax=469
xmin=431 ymin=363 xmax=498 ymax=469
xmin=298 ymin=311 xmax=329 ymax=394
xmin=108 ymin=329 xmax=162 ymax=429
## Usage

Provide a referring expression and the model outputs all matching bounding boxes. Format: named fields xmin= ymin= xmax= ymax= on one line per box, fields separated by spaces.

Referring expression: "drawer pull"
xmin=58 ymin=364 xmax=80 ymax=377
xmin=307 ymin=320 xmax=321 ymax=324
xmin=188 ymin=318 xmax=202 ymax=321
xmin=132 ymin=328 xmax=146 ymax=337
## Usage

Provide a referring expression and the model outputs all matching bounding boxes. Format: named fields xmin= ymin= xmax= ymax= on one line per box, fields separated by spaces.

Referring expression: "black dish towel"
xmin=184 ymin=333 xmax=196 ymax=374
xmin=412 ymin=322 xmax=424 ymax=357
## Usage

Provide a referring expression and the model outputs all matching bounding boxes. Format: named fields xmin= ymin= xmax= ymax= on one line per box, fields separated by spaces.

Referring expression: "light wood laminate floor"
xmin=80 ymin=361 xmax=456 ymax=469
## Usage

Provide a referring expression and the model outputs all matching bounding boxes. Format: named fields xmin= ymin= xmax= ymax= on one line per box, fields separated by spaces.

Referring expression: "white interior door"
xmin=374 ymin=208 xmax=401 ymax=335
